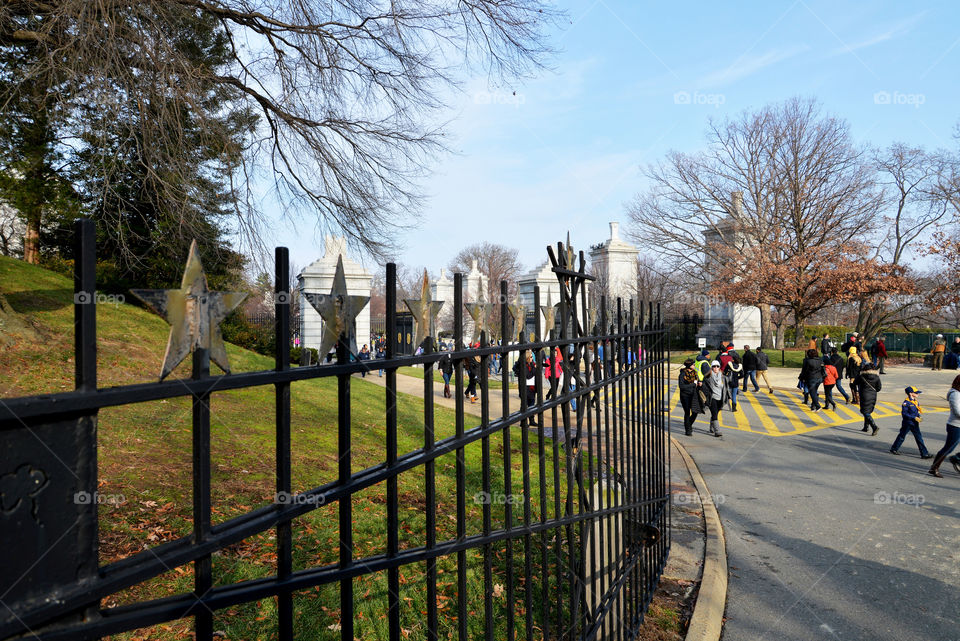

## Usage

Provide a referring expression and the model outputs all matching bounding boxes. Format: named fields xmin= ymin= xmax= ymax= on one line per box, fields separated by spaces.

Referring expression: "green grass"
xmin=0 ymin=255 xmax=580 ymax=640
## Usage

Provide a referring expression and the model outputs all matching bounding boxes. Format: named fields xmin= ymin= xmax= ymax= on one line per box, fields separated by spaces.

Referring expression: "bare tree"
xmin=853 ymin=144 xmax=952 ymax=337
xmin=628 ymin=98 xmax=907 ymax=347
xmin=0 ymin=1 xmax=558 ymax=262
xmin=449 ymin=241 xmax=523 ymax=337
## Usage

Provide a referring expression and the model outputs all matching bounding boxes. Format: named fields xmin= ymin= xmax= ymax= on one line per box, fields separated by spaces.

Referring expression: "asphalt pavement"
xmin=675 ymin=399 xmax=960 ymax=641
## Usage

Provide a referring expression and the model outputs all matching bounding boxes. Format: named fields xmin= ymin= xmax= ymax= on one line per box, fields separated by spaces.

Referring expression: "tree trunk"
xmin=792 ymin=314 xmax=806 ymax=349
xmin=775 ymin=321 xmax=786 ymax=349
xmin=22 ymin=211 xmax=40 ymax=264
xmin=759 ymin=304 xmax=773 ymax=349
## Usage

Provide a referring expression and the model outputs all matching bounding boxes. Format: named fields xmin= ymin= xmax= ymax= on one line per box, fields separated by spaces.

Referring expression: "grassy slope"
xmin=0 ymin=256 xmax=571 ymax=641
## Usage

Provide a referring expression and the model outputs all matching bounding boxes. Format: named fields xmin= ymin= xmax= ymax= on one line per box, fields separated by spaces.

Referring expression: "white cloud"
xmin=699 ymin=45 xmax=810 ymax=88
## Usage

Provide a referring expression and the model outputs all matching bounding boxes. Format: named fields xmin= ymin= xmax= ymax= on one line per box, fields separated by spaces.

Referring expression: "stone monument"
xmin=589 ymin=221 xmax=639 ymax=308
xmin=696 ymin=192 xmax=762 ymax=348
xmin=297 ymin=236 xmax=373 ymax=356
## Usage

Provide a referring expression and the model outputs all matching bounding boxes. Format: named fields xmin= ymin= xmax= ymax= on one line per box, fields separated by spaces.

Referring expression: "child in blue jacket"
xmin=889 ymin=386 xmax=932 ymax=458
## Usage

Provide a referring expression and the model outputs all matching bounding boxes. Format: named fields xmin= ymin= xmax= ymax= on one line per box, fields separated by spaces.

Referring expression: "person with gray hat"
xmin=701 ymin=360 xmax=727 ymax=438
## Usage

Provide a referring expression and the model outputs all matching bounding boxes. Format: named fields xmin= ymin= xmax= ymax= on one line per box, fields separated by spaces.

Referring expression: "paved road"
xmin=674 ymin=391 xmax=960 ymax=641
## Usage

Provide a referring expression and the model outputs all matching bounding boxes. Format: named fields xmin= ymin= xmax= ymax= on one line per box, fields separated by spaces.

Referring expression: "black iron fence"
xmin=0 ymin=221 xmax=671 ymax=641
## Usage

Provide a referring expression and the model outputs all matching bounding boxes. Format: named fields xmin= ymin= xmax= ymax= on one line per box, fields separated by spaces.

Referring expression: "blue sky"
xmin=280 ymin=0 xmax=960 ymax=278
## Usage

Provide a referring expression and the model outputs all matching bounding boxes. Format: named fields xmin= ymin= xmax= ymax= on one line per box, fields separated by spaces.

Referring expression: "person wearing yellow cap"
xmin=889 ymin=386 xmax=932 ymax=458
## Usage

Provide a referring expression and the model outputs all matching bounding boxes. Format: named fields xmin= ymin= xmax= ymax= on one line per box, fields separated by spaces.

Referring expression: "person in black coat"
xmin=741 ymin=346 xmax=760 ymax=392
xmin=854 ymin=363 xmax=882 ymax=435
xmin=800 ymin=348 xmax=825 ymax=410
xmin=677 ymin=358 xmax=702 ymax=436
xmin=828 ymin=348 xmax=851 ymax=403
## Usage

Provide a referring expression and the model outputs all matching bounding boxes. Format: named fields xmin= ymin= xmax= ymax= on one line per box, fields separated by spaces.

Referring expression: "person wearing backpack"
xmin=723 ymin=355 xmax=744 ymax=412
xmin=678 ymin=358 xmax=703 ymax=436
xmin=800 ymin=348 xmax=825 ymax=411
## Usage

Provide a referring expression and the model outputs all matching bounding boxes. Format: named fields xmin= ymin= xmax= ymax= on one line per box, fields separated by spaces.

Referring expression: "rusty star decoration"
xmin=464 ymin=289 xmax=489 ymax=345
xmin=131 ymin=240 xmax=247 ymax=380
xmin=303 ymin=256 xmax=370 ymax=361
xmin=404 ymin=270 xmax=443 ymax=349
xmin=541 ymin=291 xmax=557 ymax=338
xmin=507 ymin=295 xmax=526 ymax=342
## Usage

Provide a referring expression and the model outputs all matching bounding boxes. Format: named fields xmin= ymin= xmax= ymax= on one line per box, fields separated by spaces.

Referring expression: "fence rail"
xmin=0 ymin=220 xmax=671 ymax=641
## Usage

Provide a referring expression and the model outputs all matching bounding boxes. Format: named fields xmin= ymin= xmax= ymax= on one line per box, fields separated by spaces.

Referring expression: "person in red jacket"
xmin=876 ymin=337 xmax=888 ymax=374
xmin=822 ymin=357 xmax=839 ymax=411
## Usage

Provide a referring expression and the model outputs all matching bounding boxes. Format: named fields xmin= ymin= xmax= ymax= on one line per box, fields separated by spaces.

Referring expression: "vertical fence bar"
xmin=480 ymin=327 xmax=494 ymax=641
xmin=336 ymin=337 xmax=353 ymax=641
xmin=598 ymin=296 xmax=609 ymax=631
xmin=627 ymin=299 xmax=636 ymax=630
xmin=454 ymin=273 xmax=467 ymax=641
xmin=385 ymin=263 xmax=400 ymax=641
xmin=74 ymin=217 xmax=99 ymax=625
xmin=520 ymin=292 xmax=534 ymax=641
xmin=499 ymin=281 xmax=516 ymax=641
xmin=534 ymin=285 xmax=550 ymax=641
xmin=75 ymin=218 xmax=96 ymax=392
xmin=614 ymin=298 xmax=624 ymax=641
xmin=424 ymin=330 xmax=439 ymax=641
xmin=274 ymin=247 xmax=293 ymax=640
xmin=192 ymin=348 xmax=213 ymax=641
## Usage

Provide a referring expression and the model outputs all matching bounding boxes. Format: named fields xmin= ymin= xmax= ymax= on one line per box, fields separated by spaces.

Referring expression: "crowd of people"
xmin=676 ymin=335 xmax=960 ymax=481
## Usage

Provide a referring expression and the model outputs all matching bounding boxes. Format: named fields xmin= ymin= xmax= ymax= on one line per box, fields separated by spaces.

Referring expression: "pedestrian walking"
xmin=439 ymin=351 xmax=453 ymax=397
xmin=932 ymin=334 xmax=947 ymax=370
xmin=823 ymin=357 xmax=839 ymax=411
xmin=514 ymin=351 xmax=539 ymax=426
xmin=876 ymin=337 xmax=888 ymax=374
xmin=375 ymin=342 xmax=386 ymax=377
xmin=701 ymin=361 xmax=727 ymax=438
xmin=358 ymin=344 xmax=371 ymax=377
xmin=719 ymin=345 xmax=737 ymax=371
xmin=465 ymin=354 xmax=482 ymax=402
xmin=889 ymin=386 xmax=932 ymax=458
xmin=800 ymin=348 xmax=825 ymax=410
xmin=741 ymin=345 xmax=760 ymax=392
xmin=755 ymin=347 xmax=774 ymax=393
xmin=840 ymin=332 xmax=860 ymax=355
xmin=829 ymin=348 xmax=851 ymax=403
xmin=544 ymin=346 xmax=563 ymax=400
xmin=723 ymin=356 xmax=743 ymax=411
xmin=846 ymin=347 xmax=864 ymax=405
xmin=678 ymin=358 xmax=703 ymax=436
xmin=928 ymin=374 xmax=960 ymax=477
xmin=820 ymin=334 xmax=834 ymax=359
xmin=695 ymin=349 xmax=711 ymax=380
xmin=854 ymin=363 xmax=882 ymax=435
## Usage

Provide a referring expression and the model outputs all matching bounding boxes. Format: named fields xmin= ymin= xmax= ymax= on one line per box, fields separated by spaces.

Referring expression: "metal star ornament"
xmin=404 ymin=270 xmax=443 ymax=349
xmin=464 ymin=289 xmax=489 ymax=345
xmin=541 ymin=291 xmax=557 ymax=338
xmin=131 ymin=240 xmax=247 ymax=380
xmin=303 ymin=256 xmax=370 ymax=360
xmin=507 ymin=295 xmax=527 ymax=342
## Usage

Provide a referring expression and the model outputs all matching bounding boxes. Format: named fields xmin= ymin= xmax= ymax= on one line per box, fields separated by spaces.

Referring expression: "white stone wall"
xmin=297 ymin=236 xmax=373 ymax=357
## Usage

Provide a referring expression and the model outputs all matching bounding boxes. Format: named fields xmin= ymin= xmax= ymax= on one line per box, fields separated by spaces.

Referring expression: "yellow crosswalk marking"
xmin=741 ymin=391 xmax=782 ymax=435
xmin=783 ymin=390 xmax=829 ymax=425
xmin=830 ymin=400 xmax=863 ymax=422
xmin=765 ymin=391 xmax=809 ymax=432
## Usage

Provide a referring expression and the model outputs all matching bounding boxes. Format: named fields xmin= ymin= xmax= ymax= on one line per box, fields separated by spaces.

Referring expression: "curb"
xmin=672 ymin=437 xmax=727 ymax=641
